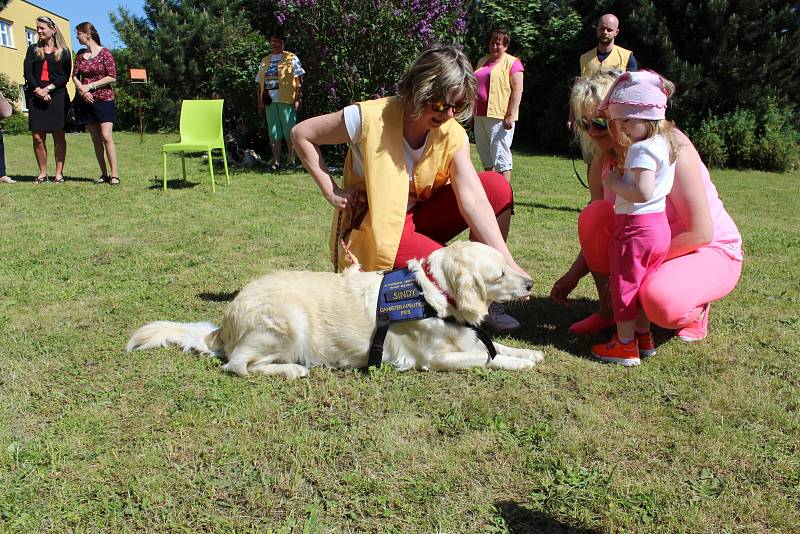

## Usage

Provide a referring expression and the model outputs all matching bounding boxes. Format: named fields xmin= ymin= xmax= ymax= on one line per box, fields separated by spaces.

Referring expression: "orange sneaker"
xmin=591 ymin=333 xmax=641 ymax=366
xmin=636 ymin=331 xmax=656 ymax=357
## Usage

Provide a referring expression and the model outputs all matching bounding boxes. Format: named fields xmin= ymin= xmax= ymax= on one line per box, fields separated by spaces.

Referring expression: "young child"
xmin=591 ymin=70 xmax=678 ymax=366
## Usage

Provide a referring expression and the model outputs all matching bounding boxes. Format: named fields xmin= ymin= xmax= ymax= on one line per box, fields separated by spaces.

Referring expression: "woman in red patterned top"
xmin=72 ymin=22 xmax=119 ymax=185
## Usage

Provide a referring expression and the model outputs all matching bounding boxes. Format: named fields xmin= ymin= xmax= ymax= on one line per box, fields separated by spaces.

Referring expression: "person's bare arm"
xmin=449 ymin=144 xmax=529 ymax=278
xmin=503 ymin=71 xmax=523 ymax=129
xmin=291 ymin=110 xmax=354 ymax=209
xmin=0 ymin=93 xmax=12 ymax=119
xmin=664 ymin=132 xmax=713 ymax=260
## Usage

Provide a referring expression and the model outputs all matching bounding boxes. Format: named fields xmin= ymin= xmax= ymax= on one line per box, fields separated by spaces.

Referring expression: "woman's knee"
xmin=478 ymin=170 xmax=513 ymax=213
xmin=639 ymin=279 xmax=690 ymax=328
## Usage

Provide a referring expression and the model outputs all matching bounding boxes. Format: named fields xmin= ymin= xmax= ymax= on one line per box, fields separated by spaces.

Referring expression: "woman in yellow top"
xmin=291 ymin=45 xmax=529 ymax=332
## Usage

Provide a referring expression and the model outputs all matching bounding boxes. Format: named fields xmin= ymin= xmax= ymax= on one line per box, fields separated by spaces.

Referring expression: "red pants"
xmin=393 ymin=171 xmax=513 ymax=268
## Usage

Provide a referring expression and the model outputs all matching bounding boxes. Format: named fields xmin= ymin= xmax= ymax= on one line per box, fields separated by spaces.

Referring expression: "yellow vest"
xmin=329 ymin=97 xmax=465 ymax=272
xmin=258 ymin=51 xmax=301 ymax=103
xmin=475 ymin=53 xmax=519 ymax=121
xmin=579 ymin=46 xmax=631 ymax=76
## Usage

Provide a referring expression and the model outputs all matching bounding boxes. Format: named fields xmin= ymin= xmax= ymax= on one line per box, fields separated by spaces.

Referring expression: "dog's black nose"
xmin=525 ymin=279 xmax=533 ymax=291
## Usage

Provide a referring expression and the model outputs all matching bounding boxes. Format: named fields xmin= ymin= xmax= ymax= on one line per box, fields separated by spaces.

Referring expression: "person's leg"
xmin=265 ymin=103 xmax=281 ymax=166
xmin=99 ymin=122 xmax=118 ymax=179
xmin=412 ymin=171 xmax=514 ymax=245
xmin=490 ymin=120 xmax=515 ymax=182
xmin=640 ymin=247 xmax=743 ymax=336
xmin=0 ymin=130 xmax=12 ymax=183
xmin=280 ymin=103 xmax=298 ymax=166
xmin=32 ymin=131 xmax=48 ymax=180
xmin=569 ymin=200 xmax=616 ymax=334
xmin=393 ymin=213 xmax=446 ymax=269
xmin=53 ymin=130 xmax=66 ymax=180
xmin=86 ymin=123 xmax=108 ymax=177
xmin=473 ymin=116 xmax=494 ymax=171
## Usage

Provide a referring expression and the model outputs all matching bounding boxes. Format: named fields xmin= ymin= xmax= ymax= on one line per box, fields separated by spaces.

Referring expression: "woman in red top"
xmin=72 ymin=22 xmax=119 ymax=185
xmin=23 ymin=16 xmax=72 ymax=184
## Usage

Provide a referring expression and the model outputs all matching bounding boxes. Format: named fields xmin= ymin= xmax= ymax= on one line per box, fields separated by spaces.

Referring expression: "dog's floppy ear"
xmin=450 ymin=261 xmax=489 ymax=325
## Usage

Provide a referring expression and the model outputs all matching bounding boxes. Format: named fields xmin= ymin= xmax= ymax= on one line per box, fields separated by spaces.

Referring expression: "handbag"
xmin=261 ymin=87 xmax=272 ymax=106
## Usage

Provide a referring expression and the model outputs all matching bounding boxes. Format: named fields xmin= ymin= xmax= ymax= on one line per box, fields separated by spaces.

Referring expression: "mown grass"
xmin=0 ymin=131 xmax=798 ymax=532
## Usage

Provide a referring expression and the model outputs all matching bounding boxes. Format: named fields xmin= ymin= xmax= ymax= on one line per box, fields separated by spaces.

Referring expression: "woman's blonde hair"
xmin=571 ymin=69 xmax=680 ymax=163
xmin=35 ymin=16 xmax=69 ymax=61
xmin=570 ymin=69 xmax=621 ymax=160
xmin=397 ymin=44 xmax=476 ymax=122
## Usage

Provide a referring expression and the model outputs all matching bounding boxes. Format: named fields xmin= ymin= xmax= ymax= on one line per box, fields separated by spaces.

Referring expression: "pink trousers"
xmin=610 ymin=212 xmax=670 ymax=321
xmin=579 ymin=200 xmax=743 ymax=329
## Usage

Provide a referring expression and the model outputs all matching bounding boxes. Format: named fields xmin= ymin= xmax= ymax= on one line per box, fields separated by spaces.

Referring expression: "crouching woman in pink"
xmin=550 ymin=69 xmax=743 ymax=346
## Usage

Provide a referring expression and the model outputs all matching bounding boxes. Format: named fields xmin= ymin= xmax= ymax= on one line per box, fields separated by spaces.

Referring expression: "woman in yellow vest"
xmin=291 ymin=45 xmax=529 ymax=332
xmin=473 ymin=29 xmax=524 ymax=182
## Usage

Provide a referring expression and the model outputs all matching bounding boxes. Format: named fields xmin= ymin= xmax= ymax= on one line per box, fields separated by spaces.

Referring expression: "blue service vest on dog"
xmin=367 ymin=268 xmax=496 ymax=368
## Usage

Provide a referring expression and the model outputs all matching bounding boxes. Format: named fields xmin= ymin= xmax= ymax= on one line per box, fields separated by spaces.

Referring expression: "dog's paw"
xmin=488 ymin=355 xmax=536 ymax=371
xmin=249 ymin=362 xmax=310 ymax=379
xmin=517 ymin=349 xmax=544 ymax=364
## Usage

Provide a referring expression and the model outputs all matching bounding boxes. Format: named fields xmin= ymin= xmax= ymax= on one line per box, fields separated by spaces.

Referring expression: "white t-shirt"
xmin=343 ymin=104 xmax=468 ymax=212
xmin=616 ymin=135 xmax=675 ymax=215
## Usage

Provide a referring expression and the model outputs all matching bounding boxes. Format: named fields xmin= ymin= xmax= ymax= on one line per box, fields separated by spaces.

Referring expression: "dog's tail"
xmin=126 ymin=321 xmax=221 ymax=355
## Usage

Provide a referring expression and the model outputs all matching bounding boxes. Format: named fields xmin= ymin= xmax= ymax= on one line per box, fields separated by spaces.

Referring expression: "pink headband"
xmin=599 ymin=70 xmax=669 ymax=120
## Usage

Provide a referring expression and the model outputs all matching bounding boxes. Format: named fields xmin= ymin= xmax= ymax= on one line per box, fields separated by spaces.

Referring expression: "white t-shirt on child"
xmin=615 ymin=135 xmax=675 ymax=215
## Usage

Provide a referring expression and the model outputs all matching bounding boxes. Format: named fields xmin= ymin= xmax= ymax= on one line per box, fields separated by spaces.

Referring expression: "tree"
xmin=569 ymin=0 xmax=800 ymax=131
xmin=110 ymin=0 xmax=260 ymax=132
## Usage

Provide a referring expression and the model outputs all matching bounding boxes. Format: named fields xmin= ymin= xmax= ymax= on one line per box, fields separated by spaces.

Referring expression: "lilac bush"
xmin=273 ymin=0 xmax=468 ymax=120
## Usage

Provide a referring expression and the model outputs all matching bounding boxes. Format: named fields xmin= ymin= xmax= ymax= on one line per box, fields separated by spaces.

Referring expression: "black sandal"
xmin=109 ymin=176 xmax=120 ymax=186
xmin=53 ymin=175 xmax=64 ymax=184
xmin=34 ymin=175 xmax=47 ymax=185
xmin=96 ymin=175 xmax=110 ymax=184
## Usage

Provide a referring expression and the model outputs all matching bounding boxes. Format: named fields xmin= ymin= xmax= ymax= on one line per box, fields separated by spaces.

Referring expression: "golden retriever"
xmin=127 ymin=241 xmax=543 ymax=378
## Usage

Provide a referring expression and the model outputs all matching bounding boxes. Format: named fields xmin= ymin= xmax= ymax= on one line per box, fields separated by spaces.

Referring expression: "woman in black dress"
xmin=23 ymin=16 xmax=72 ymax=184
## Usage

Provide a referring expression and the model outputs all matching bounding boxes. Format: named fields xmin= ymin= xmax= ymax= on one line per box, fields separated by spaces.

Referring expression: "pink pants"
xmin=579 ymin=200 xmax=743 ymax=329
xmin=609 ymin=213 xmax=670 ymax=321
xmin=393 ymin=171 xmax=513 ymax=268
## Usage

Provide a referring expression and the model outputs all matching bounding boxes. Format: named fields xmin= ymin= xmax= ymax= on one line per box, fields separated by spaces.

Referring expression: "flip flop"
xmin=109 ymin=177 xmax=120 ymax=186
xmin=53 ymin=175 xmax=64 ymax=184
xmin=33 ymin=175 xmax=47 ymax=185
xmin=96 ymin=175 xmax=110 ymax=184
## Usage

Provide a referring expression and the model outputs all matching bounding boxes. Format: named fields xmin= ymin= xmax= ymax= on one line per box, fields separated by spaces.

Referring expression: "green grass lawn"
xmin=1 ymin=131 xmax=798 ymax=532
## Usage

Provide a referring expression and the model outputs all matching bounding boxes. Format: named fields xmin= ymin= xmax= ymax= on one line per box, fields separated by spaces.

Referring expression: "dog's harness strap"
xmin=368 ymin=319 xmax=390 ymax=368
xmin=444 ymin=318 xmax=497 ymax=360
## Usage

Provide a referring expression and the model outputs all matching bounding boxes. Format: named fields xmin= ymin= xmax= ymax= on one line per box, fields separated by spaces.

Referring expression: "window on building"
xmin=0 ymin=20 xmax=13 ymax=48
xmin=18 ymin=85 xmax=28 ymax=112
xmin=26 ymin=27 xmax=37 ymax=46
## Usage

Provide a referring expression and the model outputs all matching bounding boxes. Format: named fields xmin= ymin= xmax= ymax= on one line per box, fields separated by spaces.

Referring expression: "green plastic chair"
xmin=162 ymin=99 xmax=230 ymax=192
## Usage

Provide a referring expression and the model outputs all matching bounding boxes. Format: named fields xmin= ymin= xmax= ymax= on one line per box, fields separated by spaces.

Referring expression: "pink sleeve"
xmin=510 ymin=59 xmax=524 ymax=75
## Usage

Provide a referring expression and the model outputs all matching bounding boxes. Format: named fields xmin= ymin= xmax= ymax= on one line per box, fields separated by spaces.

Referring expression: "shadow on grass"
xmin=504 ymin=296 xmax=676 ymax=359
xmin=198 ymin=290 xmax=239 ymax=302
xmin=9 ymin=174 xmax=98 ymax=184
xmin=148 ymin=179 xmax=200 ymax=190
xmin=516 ymin=201 xmax=581 ymax=214
xmin=495 ymin=501 xmax=602 ymax=534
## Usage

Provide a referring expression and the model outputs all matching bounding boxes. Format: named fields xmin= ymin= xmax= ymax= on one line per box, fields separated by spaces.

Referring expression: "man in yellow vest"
xmin=568 ymin=14 xmax=637 ymax=131
xmin=257 ymin=30 xmax=305 ymax=171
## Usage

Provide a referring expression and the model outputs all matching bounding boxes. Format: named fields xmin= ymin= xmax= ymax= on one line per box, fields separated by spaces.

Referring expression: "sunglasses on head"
xmin=577 ymin=117 xmax=608 ymax=131
xmin=430 ymin=98 xmax=468 ymax=114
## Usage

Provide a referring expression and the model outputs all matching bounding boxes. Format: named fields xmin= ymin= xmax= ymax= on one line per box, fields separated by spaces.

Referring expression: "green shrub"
xmin=751 ymin=98 xmax=799 ymax=172
xmin=2 ymin=113 xmax=28 ymax=135
xmin=691 ymin=117 xmax=728 ymax=169
xmin=692 ymin=101 xmax=799 ymax=172
xmin=719 ymin=108 xmax=757 ymax=167
xmin=0 ymin=72 xmax=20 ymax=113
